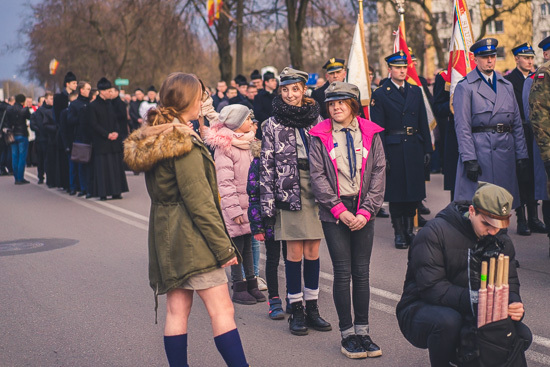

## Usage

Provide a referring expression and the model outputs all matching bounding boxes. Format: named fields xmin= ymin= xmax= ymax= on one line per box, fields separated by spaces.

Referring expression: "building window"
xmin=486 ymin=20 xmax=504 ymax=34
xmin=496 ymin=47 xmax=505 ymax=59
xmin=441 ymin=38 xmax=451 ymax=51
xmin=486 ymin=0 xmax=503 ymax=6
xmin=542 ymin=3 xmax=548 ymax=16
xmin=433 ymin=12 xmax=449 ymax=26
xmin=543 ymin=31 xmax=550 ymax=39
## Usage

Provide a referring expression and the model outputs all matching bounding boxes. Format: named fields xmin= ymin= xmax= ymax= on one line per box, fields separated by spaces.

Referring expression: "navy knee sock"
xmin=285 ymin=259 xmax=302 ymax=297
xmin=164 ymin=334 xmax=188 ymax=367
xmin=303 ymin=258 xmax=320 ymax=290
xmin=214 ymin=328 xmax=248 ymax=367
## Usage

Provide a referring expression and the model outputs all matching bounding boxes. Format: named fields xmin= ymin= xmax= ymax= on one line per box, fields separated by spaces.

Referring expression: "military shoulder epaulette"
xmin=457 ymin=76 xmax=467 ymax=84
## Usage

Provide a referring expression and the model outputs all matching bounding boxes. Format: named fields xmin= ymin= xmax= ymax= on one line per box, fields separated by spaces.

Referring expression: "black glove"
xmin=464 ymin=160 xmax=482 ymax=182
xmin=424 ymin=153 xmax=431 ymax=167
xmin=385 ymin=158 xmax=390 ymax=173
xmin=516 ymin=159 xmax=529 ymax=184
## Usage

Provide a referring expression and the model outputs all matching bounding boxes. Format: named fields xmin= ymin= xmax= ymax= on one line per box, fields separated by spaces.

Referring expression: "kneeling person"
xmin=396 ymin=182 xmax=532 ymax=366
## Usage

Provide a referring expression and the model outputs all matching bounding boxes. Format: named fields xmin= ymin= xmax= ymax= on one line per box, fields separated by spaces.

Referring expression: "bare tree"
xmin=285 ymin=0 xmax=310 ymax=70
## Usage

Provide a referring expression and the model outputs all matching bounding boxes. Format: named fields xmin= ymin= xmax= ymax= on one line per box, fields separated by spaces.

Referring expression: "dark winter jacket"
xmin=311 ymin=81 xmax=330 ymax=120
xmin=58 ymin=108 xmax=71 ymax=150
xmin=229 ymin=94 xmax=253 ymax=109
xmin=247 ymin=140 xmax=274 ymax=240
xmin=112 ymin=96 xmax=129 ymax=142
xmin=253 ymin=89 xmax=276 ymax=140
xmin=6 ymin=103 xmax=31 ymax=137
xmin=67 ymin=95 xmax=90 ymax=143
xmin=30 ymin=104 xmax=54 ymax=143
xmin=129 ymin=99 xmax=143 ymax=131
xmin=87 ymin=96 xmax=122 ymax=155
xmin=260 ymin=115 xmax=321 ymax=218
xmin=309 ymin=117 xmax=386 ymax=222
xmin=53 ymin=90 xmax=69 ymax=123
xmin=123 ymin=122 xmax=240 ymax=296
xmin=396 ymin=201 xmax=521 ymax=323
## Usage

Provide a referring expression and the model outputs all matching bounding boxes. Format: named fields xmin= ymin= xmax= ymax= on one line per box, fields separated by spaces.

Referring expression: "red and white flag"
xmin=443 ymin=0 xmax=476 ymax=96
xmin=207 ymin=0 xmax=222 ymax=26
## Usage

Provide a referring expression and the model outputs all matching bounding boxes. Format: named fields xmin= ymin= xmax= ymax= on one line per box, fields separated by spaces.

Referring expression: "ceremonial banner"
xmin=207 ymin=0 xmax=222 ymax=26
xmin=444 ymin=0 xmax=476 ymax=97
xmin=346 ymin=2 xmax=371 ymax=118
xmin=49 ymin=58 xmax=59 ymax=75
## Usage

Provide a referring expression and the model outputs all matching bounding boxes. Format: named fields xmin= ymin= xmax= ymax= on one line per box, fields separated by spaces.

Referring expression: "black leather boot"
xmin=392 ymin=216 xmax=407 ymax=249
xmin=404 ymin=216 xmax=416 ymax=246
xmin=516 ymin=205 xmax=531 ymax=236
xmin=288 ymin=302 xmax=308 ymax=335
xmin=305 ymin=300 xmax=332 ymax=331
xmin=527 ymin=201 xmax=547 ymax=233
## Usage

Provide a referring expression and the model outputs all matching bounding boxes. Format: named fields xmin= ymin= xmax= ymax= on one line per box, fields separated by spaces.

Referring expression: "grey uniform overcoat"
xmin=453 ymin=68 xmax=528 ymax=208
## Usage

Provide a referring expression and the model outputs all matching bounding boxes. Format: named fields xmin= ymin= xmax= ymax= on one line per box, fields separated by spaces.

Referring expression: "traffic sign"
xmin=114 ymin=78 xmax=129 ymax=86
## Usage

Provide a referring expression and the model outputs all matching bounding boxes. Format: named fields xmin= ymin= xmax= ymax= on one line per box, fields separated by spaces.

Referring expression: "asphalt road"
xmin=1 ymin=169 xmax=549 ymax=367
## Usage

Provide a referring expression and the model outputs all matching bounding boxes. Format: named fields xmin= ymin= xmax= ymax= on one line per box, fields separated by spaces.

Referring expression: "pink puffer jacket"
xmin=206 ymin=125 xmax=254 ymax=238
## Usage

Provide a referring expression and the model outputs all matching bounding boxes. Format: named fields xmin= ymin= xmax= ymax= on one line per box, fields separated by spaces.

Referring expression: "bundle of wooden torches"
xmin=477 ymin=254 xmax=510 ymax=328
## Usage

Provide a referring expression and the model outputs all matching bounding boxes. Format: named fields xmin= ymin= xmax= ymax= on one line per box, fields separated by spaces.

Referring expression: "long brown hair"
xmin=146 ymin=73 xmax=202 ymax=126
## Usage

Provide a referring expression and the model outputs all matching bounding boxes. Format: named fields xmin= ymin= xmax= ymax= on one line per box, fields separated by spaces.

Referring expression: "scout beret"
xmin=279 ymin=67 xmax=308 ymax=86
xmin=324 ymin=81 xmax=360 ymax=102
xmin=472 ymin=182 xmax=513 ymax=229
xmin=322 ymin=58 xmax=346 ymax=73
xmin=470 ymin=38 xmax=498 ymax=56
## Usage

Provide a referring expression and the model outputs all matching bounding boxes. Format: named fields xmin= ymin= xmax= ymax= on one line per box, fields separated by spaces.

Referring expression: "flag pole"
xmin=358 ymin=0 xmax=372 ymax=94
xmin=396 ymin=0 xmax=406 ymax=39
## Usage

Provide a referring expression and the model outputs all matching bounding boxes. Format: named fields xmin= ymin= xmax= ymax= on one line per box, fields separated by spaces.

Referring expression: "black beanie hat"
xmin=64 ymin=71 xmax=77 ymax=85
xmin=147 ymin=85 xmax=157 ymax=93
xmin=15 ymin=94 xmax=26 ymax=104
xmin=234 ymin=74 xmax=247 ymax=85
xmin=250 ymin=69 xmax=262 ymax=80
xmin=97 ymin=77 xmax=112 ymax=91
xmin=263 ymin=71 xmax=275 ymax=81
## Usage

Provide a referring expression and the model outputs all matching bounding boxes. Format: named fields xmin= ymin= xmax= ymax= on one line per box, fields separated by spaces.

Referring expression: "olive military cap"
xmin=472 ymin=182 xmax=513 ymax=229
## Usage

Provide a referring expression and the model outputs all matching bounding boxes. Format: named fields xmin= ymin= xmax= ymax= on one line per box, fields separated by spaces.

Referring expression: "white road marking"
xmin=25 ymin=171 xmax=550 ymax=364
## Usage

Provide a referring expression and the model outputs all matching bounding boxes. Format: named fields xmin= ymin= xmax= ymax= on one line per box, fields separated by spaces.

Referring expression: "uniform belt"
xmin=297 ymin=158 xmax=309 ymax=171
xmin=472 ymin=124 xmax=512 ymax=133
xmin=385 ymin=127 xmax=417 ymax=136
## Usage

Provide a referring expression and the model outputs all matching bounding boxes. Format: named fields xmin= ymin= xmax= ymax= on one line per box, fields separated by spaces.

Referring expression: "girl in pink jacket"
xmin=205 ymin=104 xmax=266 ymax=305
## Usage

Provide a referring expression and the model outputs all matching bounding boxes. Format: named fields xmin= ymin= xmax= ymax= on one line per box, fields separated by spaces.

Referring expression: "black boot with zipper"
xmin=305 ymin=300 xmax=332 ymax=331
xmin=288 ymin=302 xmax=308 ymax=336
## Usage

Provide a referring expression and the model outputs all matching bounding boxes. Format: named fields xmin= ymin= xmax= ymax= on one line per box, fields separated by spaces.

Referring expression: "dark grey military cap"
xmin=324 ymin=81 xmax=360 ymax=102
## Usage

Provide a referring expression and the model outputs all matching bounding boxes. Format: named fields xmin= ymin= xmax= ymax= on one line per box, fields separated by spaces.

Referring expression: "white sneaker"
xmin=257 ymin=276 xmax=268 ymax=291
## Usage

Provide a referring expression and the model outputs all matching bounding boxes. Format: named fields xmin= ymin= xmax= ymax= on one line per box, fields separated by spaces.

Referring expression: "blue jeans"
xmin=252 ymin=237 xmax=260 ymax=276
xmin=11 ymin=135 xmax=28 ymax=182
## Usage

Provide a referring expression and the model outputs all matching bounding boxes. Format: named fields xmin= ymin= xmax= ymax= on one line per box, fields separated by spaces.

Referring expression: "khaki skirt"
xmin=275 ymin=169 xmax=324 ymax=241
xmin=178 ymin=268 xmax=228 ymax=290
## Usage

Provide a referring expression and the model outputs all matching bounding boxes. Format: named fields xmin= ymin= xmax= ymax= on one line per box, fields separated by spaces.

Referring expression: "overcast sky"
xmin=0 ymin=0 xmax=37 ymax=84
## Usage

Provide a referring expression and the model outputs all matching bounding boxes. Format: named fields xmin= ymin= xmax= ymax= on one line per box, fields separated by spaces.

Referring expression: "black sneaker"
xmin=341 ymin=335 xmax=367 ymax=359
xmin=357 ymin=334 xmax=382 ymax=357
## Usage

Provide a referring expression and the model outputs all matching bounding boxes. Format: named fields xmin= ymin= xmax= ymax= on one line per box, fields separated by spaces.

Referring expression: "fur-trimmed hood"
xmin=123 ymin=121 xmax=201 ymax=172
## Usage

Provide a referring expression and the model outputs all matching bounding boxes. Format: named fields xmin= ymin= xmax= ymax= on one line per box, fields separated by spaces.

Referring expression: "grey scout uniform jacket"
xmin=453 ymin=68 xmax=528 ymax=208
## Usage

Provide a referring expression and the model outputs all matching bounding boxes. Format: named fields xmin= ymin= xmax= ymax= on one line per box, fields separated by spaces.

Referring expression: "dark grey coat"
xmin=453 ymin=69 xmax=528 ymax=208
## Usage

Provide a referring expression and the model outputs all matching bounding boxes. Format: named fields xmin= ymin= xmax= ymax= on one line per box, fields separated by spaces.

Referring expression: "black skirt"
xmin=91 ymin=152 xmax=129 ymax=197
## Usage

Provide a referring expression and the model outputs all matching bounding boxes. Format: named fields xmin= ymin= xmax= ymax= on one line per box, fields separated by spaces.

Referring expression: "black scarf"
xmin=272 ymin=95 xmax=320 ymax=128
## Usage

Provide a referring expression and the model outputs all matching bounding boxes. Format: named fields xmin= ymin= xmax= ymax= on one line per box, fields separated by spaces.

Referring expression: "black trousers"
xmin=399 ymin=302 xmax=532 ymax=367
xmin=543 ymin=200 xmax=550 ymax=238
xmin=36 ymin=142 xmax=47 ymax=181
xmin=264 ymin=239 xmax=287 ymax=299
xmin=322 ymin=196 xmax=375 ymax=331
xmin=389 ymin=201 xmax=419 ymax=217
xmin=230 ymin=234 xmax=254 ymax=283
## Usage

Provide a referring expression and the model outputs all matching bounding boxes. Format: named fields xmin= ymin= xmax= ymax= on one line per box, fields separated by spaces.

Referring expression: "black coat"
xmin=504 ymin=68 xmax=528 ymax=121
xmin=6 ymin=103 xmax=31 ymax=137
xmin=111 ymin=96 xmax=129 ymax=141
xmin=67 ymin=95 xmax=90 ymax=143
xmin=253 ymin=89 xmax=276 ymax=140
xmin=433 ymin=73 xmax=459 ymax=192
xmin=128 ymin=99 xmax=142 ymax=131
xmin=370 ymin=80 xmax=432 ymax=202
xmin=30 ymin=104 xmax=55 ymax=144
xmin=311 ymin=81 xmax=330 ymax=119
xmin=87 ymin=97 xmax=122 ymax=155
xmin=396 ymin=201 xmax=521 ymax=324
xmin=53 ymin=90 xmax=69 ymax=123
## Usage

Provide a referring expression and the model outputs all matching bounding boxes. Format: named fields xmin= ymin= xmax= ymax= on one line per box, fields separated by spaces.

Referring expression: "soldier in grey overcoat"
xmin=454 ymin=38 xmax=528 ymax=209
